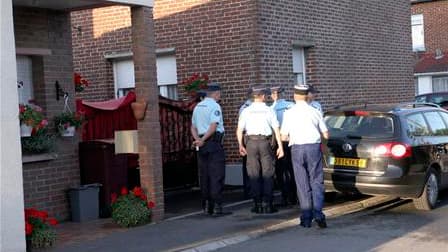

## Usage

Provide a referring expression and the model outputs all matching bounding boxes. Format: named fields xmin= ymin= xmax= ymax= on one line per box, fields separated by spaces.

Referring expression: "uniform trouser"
xmin=197 ymin=140 xmax=225 ymax=204
xmin=275 ymin=141 xmax=297 ymax=202
xmin=291 ymin=143 xmax=325 ymax=222
xmin=246 ymin=138 xmax=275 ymax=202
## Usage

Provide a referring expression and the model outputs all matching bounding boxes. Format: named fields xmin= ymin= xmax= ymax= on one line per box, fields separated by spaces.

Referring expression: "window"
xmin=424 ymin=111 xmax=448 ymax=136
xmin=406 ymin=113 xmax=430 ymax=136
xmin=16 ymin=55 xmax=34 ymax=104
xmin=112 ymin=59 xmax=135 ymax=98
xmin=411 ymin=14 xmax=425 ymax=52
xmin=432 ymin=76 xmax=448 ymax=92
xmin=156 ymin=55 xmax=178 ymax=100
xmin=292 ymin=48 xmax=306 ymax=85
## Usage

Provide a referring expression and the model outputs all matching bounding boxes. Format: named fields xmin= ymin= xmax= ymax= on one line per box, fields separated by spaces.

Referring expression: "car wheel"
xmin=413 ymin=169 xmax=439 ymax=211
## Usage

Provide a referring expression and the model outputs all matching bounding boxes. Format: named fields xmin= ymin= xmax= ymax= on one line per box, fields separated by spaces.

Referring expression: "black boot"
xmin=262 ymin=201 xmax=278 ymax=214
xmin=251 ymin=200 xmax=262 ymax=214
xmin=207 ymin=200 xmax=215 ymax=215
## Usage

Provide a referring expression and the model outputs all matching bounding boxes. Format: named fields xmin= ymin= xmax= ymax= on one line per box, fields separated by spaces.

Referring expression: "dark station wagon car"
xmin=323 ymin=102 xmax=448 ymax=210
xmin=415 ymin=92 xmax=448 ymax=109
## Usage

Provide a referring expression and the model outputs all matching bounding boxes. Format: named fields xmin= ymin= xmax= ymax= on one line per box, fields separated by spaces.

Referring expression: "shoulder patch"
xmin=214 ymin=110 xmax=221 ymax=116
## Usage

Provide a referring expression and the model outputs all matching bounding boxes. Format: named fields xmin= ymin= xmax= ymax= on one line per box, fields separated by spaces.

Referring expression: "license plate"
xmin=329 ymin=157 xmax=367 ymax=168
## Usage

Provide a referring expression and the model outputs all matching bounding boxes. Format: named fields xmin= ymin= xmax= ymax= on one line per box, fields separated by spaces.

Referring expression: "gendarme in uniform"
xmin=270 ymin=85 xmax=296 ymax=206
xmin=191 ymin=83 xmax=226 ymax=216
xmin=281 ymin=84 xmax=329 ymax=228
xmin=237 ymin=85 xmax=284 ymax=214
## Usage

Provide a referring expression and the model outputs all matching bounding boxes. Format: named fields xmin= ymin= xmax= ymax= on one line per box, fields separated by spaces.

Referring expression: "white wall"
xmin=0 ymin=0 xmax=26 ymax=251
xmin=417 ymin=76 xmax=432 ymax=95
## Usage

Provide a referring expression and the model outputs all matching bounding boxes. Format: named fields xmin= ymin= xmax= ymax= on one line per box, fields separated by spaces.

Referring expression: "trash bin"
xmin=68 ymin=183 xmax=101 ymax=222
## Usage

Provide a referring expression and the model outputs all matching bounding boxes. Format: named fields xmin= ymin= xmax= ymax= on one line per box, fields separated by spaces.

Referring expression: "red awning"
xmin=77 ymin=92 xmax=137 ymax=141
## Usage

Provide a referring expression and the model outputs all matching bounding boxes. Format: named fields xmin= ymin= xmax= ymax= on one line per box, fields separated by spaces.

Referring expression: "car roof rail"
xmin=333 ymin=101 xmax=368 ymax=110
xmin=394 ymin=102 xmax=440 ymax=110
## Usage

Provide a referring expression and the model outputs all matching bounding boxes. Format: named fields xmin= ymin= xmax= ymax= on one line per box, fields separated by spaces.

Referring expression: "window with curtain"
xmin=411 ymin=14 xmax=425 ymax=52
xmin=112 ymin=59 xmax=135 ymax=98
xmin=292 ymin=47 xmax=306 ymax=85
xmin=432 ymin=76 xmax=448 ymax=92
xmin=16 ymin=55 xmax=34 ymax=104
xmin=156 ymin=55 xmax=178 ymax=100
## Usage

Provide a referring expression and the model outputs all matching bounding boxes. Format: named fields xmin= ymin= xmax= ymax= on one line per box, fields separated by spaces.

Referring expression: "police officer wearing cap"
xmin=237 ymin=85 xmax=284 ymax=214
xmin=281 ymin=84 xmax=329 ymax=228
xmin=191 ymin=83 xmax=227 ymax=216
xmin=270 ymin=85 xmax=296 ymax=206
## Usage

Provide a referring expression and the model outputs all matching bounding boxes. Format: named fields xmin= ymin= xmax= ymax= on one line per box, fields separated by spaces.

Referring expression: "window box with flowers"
xmin=182 ymin=73 xmax=209 ymax=99
xmin=53 ymin=111 xmax=85 ymax=137
xmin=25 ymin=208 xmax=58 ymax=250
xmin=19 ymin=104 xmax=56 ymax=155
xmin=74 ymin=72 xmax=89 ymax=92
xmin=110 ymin=186 xmax=155 ymax=228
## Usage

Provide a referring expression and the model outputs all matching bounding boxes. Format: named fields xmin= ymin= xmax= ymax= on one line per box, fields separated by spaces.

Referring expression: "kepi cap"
xmin=294 ymin=84 xmax=309 ymax=95
xmin=251 ymin=84 xmax=270 ymax=96
xmin=207 ymin=82 xmax=221 ymax=92
xmin=308 ymin=85 xmax=320 ymax=94
xmin=270 ymin=85 xmax=284 ymax=93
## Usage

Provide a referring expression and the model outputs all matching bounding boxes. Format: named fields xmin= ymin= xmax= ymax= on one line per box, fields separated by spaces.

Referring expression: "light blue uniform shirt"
xmin=309 ymin=100 xmax=323 ymax=115
xmin=238 ymin=99 xmax=252 ymax=116
xmin=281 ymin=101 xmax=328 ymax=145
xmin=192 ymin=97 xmax=224 ymax=135
xmin=270 ymin=99 xmax=294 ymax=127
xmin=238 ymin=102 xmax=279 ymax=136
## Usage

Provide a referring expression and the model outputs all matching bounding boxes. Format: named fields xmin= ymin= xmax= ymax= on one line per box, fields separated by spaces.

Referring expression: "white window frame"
xmin=411 ymin=14 xmax=425 ymax=52
xmin=112 ymin=58 xmax=135 ymax=98
xmin=292 ymin=47 xmax=306 ymax=85
xmin=156 ymin=54 xmax=178 ymax=100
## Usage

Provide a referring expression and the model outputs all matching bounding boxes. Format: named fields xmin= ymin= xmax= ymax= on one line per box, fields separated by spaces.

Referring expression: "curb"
xmin=169 ymin=195 xmax=397 ymax=252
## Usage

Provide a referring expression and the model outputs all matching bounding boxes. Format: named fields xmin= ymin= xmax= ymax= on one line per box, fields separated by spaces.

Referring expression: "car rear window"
xmin=325 ymin=113 xmax=395 ymax=138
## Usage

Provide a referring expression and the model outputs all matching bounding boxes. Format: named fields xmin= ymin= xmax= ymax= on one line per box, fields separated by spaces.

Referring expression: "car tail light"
xmin=373 ymin=142 xmax=411 ymax=159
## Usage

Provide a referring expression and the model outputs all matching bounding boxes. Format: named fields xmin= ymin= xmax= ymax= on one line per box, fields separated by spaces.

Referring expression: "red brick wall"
xmin=154 ymin=0 xmax=258 ymax=162
xmin=72 ymin=0 xmax=414 ymax=164
xmin=71 ymin=6 xmax=132 ymax=101
xmin=14 ymin=7 xmax=79 ymax=219
xmin=258 ymin=0 xmax=414 ymax=110
xmin=412 ymin=0 xmax=448 ymax=53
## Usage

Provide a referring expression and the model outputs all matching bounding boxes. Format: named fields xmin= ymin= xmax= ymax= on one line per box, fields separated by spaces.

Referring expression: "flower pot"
xmin=131 ymin=101 xmax=147 ymax=121
xmin=20 ymin=124 xmax=33 ymax=137
xmin=61 ymin=126 xmax=76 ymax=137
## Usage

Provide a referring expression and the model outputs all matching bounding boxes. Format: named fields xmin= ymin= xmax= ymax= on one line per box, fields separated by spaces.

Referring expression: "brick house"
xmin=1 ymin=1 xmax=158 ymax=250
xmin=71 ymin=0 xmax=414 ymax=188
xmin=411 ymin=0 xmax=448 ymax=95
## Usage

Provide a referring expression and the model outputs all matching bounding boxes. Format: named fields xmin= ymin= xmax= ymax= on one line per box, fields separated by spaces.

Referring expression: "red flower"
xmin=111 ymin=193 xmax=118 ymax=204
xmin=48 ymin=218 xmax=58 ymax=226
xmin=120 ymin=187 xmax=128 ymax=195
xmin=139 ymin=194 xmax=147 ymax=202
xmin=37 ymin=210 xmax=48 ymax=221
xmin=25 ymin=221 xmax=33 ymax=235
xmin=147 ymin=201 xmax=155 ymax=209
xmin=132 ymin=187 xmax=143 ymax=197
xmin=19 ymin=104 xmax=25 ymax=113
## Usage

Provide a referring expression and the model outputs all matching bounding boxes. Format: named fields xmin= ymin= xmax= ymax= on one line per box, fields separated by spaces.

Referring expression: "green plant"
xmin=19 ymin=104 xmax=45 ymax=127
xmin=21 ymin=128 xmax=56 ymax=154
xmin=183 ymin=73 xmax=209 ymax=96
xmin=25 ymin=208 xmax=58 ymax=249
xmin=111 ymin=187 xmax=155 ymax=228
xmin=53 ymin=111 xmax=85 ymax=131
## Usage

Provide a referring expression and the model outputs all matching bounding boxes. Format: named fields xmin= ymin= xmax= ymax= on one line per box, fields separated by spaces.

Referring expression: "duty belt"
xmin=247 ymin=135 xmax=271 ymax=140
xmin=199 ymin=132 xmax=224 ymax=143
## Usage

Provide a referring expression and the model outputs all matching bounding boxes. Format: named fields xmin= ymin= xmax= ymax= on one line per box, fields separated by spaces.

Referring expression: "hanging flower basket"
xmin=20 ymin=124 xmax=33 ymax=137
xmin=60 ymin=126 xmax=76 ymax=137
